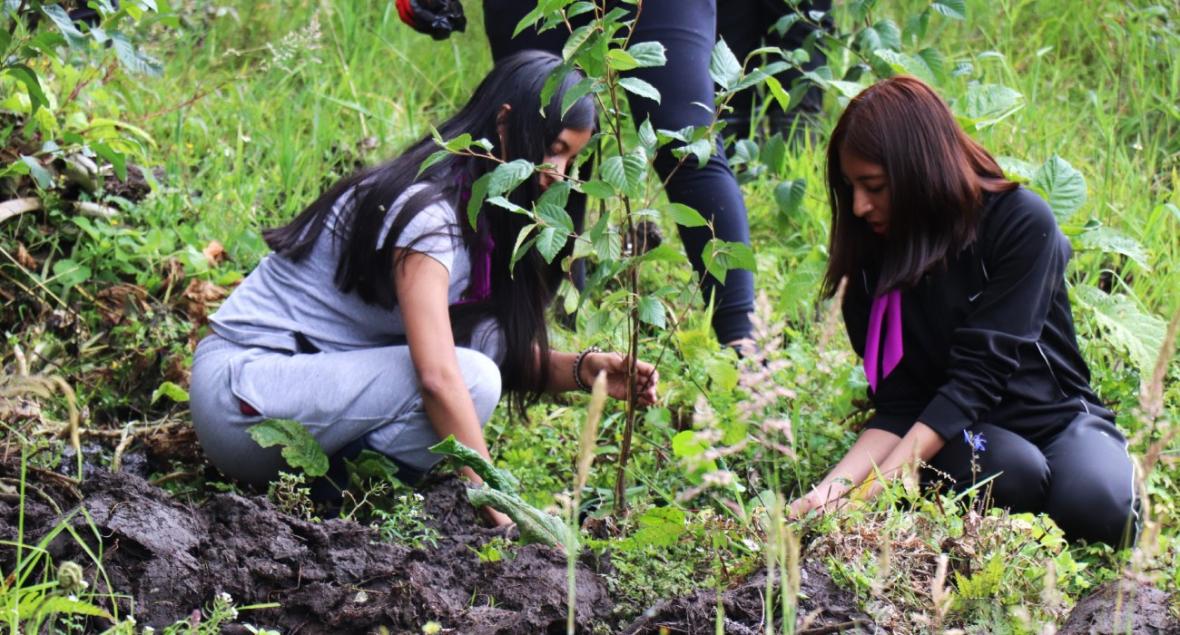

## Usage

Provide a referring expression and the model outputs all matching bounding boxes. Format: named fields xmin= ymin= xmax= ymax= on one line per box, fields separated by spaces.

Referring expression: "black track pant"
xmin=484 ymin=0 xmax=755 ymax=343
xmin=918 ymin=412 xmax=1139 ymax=547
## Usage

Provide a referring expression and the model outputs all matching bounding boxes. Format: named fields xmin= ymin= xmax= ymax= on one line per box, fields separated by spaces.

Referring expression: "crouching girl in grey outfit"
xmin=190 ymin=51 xmax=658 ymax=527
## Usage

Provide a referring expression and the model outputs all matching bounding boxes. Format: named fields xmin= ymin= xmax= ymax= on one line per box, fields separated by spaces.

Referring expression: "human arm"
xmin=544 ymin=349 xmax=659 ymax=405
xmin=395 ymin=249 xmax=510 ymax=526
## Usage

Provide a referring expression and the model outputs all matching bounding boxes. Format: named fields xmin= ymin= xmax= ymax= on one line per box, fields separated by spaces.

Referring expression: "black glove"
xmin=396 ymin=0 xmax=466 ymax=40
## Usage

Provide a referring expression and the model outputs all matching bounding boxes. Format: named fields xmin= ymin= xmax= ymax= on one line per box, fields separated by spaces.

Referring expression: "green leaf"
xmin=1075 ymin=227 xmax=1151 ymax=270
xmin=764 ymin=75 xmax=791 ymax=112
xmin=509 ymin=223 xmax=539 ymax=272
xmin=1073 ymin=285 xmax=1165 ymax=377
xmin=41 ymin=4 xmax=87 ymax=48
xmin=622 ymin=148 xmax=648 ymax=197
xmin=535 ymin=226 xmax=566 ymax=263
xmin=561 ymin=76 xmax=597 ymax=118
xmin=562 ymin=24 xmax=596 ymax=61
xmin=418 ymin=149 xmax=451 ymax=177
xmin=248 ymin=419 xmax=330 ymax=478
xmin=954 ymin=82 xmax=1024 ymax=129
xmin=627 ymin=41 xmax=666 ymax=68
xmin=709 ymin=38 xmax=742 ymax=90
xmin=345 ymin=449 xmax=400 ymax=488
xmin=91 ymin=142 xmax=127 ymax=181
xmin=488 ymin=159 xmax=534 ymax=197
xmin=873 ymin=49 xmax=935 ymax=84
xmin=930 ymin=0 xmax=967 ymax=20
xmin=466 ymin=485 xmax=576 ymax=549
xmin=51 ymin=259 xmax=91 ymax=289
xmin=111 ymin=32 xmax=162 ymax=76
xmin=760 ymin=134 xmax=787 ymax=176
xmin=581 ymin=179 xmax=614 ymax=199
xmin=25 ymin=596 xmax=112 ymax=621
xmin=667 ymin=202 xmax=708 ymax=228
xmin=701 ymin=239 xmax=756 ymax=283
xmin=150 ymin=381 xmax=189 ymax=404
xmin=1031 ymin=155 xmax=1087 ymax=218
xmin=638 ymin=296 xmax=666 ymax=328
xmin=429 ymin=435 xmax=520 ymax=494
xmin=467 ymin=173 xmax=491 ymax=228
xmin=618 ymin=76 xmax=660 ymax=104
xmin=20 ymin=155 xmax=53 ymax=189
xmin=996 ymin=156 xmax=1038 ymax=182
xmin=3 ymin=64 xmax=49 ymax=112
xmin=774 ymin=178 xmax=807 ymax=218
xmin=638 ymin=119 xmax=658 ymax=154
xmin=621 ymin=506 xmax=685 ymax=549
xmin=607 ymin=49 xmax=640 ymax=71
xmin=601 ymin=155 xmax=628 ymax=193
xmin=672 ymin=138 xmax=712 ymax=169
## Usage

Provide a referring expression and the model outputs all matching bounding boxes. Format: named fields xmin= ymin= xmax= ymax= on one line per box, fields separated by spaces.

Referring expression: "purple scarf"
xmin=864 ymin=289 xmax=903 ymax=392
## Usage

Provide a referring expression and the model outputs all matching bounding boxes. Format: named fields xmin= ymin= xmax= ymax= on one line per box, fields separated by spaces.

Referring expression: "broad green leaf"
xmin=562 ymin=23 xmax=596 ymax=61
xmin=22 ymin=595 xmax=112 ymax=621
xmin=2 ymin=65 xmax=48 ymax=112
xmin=709 ymin=38 xmax=742 ymax=90
xmin=873 ymin=49 xmax=935 ymax=84
xmin=561 ymin=76 xmax=597 ymax=118
xmin=535 ymin=226 xmax=566 ymax=263
xmin=672 ymin=138 xmax=712 ymax=169
xmin=667 ymin=202 xmax=708 ymax=228
xmin=701 ymin=239 xmax=756 ymax=283
xmin=954 ymin=82 xmax=1023 ymax=129
xmin=1073 ymin=285 xmax=1166 ymax=377
xmin=509 ymin=223 xmax=539 ymax=272
xmin=488 ymin=159 xmax=534 ymax=197
xmin=1031 ymin=155 xmax=1087 ymax=218
xmin=111 ymin=32 xmax=162 ymax=76
xmin=760 ymin=134 xmax=787 ymax=176
xmin=600 ymin=155 xmax=628 ymax=193
xmin=345 ymin=449 xmax=400 ymax=488
xmin=467 ymin=485 xmax=576 ymax=549
xmin=638 ymin=119 xmax=658 ymax=154
xmin=931 ymin=0 xmax=967 ymax=20
xmin=248 ymin=419 xmax=329 ymax=478
xmin=618 ymin=76 xmax=661 ymax=104
xmin=918 ymin=47 xmax=948 ymax=84
xmin=774 ymin=178 xmax=807 ymax=218
xmin=638 ymin=296 xmax=666 ymax=328
xmin=429 ymin=435 xmax=520 ymax=494
xmin=621 ymin=506 xmax=685 ymax=549
xmin=621 ymin=148 xmax=649 ymax=197
xmin=51 ymin=258 xmax=91 ymax=288
xmin=150 ymin=381 xmax=189 ymax=404
xmin=607 ymin=49 xmax=640 ymax=71
xmin=581 ymin=179 xmax=614 ymax=199
xmin=91 ymin=142 xmax=127 ymax=181
xmin=764 ymin=75 xmax=791 ymax=112
xmin=1075 ymin=227 xmax=1151 ymax=270
xmin=21 ymin=155 xmax=53 ymax=189
xmin=705 ymin=356 xmax=740 ymax=392
xmin=442 ymin=133 xmax=473 ymax=151
xmin=41 ymin=4 xmax=87 ymax=48
xmin=627 ymin=41 xmax=666 ymax=68
xmin=996 ymin=156 xmax=1037 ymax=182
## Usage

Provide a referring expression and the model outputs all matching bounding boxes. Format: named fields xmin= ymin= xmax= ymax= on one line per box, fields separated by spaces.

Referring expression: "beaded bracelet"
xmin=572 ymin=346 xmax=601 ymax=392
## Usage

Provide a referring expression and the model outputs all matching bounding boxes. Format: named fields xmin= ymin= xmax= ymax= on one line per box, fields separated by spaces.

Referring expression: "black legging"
xmin=920 ymin=411 xmax=1139 ymax=547
xmin=484 ymin=0 xmax=754 ymax=344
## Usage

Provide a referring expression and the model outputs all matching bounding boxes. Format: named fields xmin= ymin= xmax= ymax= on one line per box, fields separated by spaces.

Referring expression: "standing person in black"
xmin=788 ymin=76 xmax=1138 ymax=547
xmin=400 ymin=0 xmax=757 ymax=347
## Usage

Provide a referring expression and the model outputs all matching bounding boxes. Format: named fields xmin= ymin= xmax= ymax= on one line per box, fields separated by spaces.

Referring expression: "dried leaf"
xmin=15 ymin=243 xmax=37 ymax=270
xmin=202 ymin=240 xmax=226 ymax=266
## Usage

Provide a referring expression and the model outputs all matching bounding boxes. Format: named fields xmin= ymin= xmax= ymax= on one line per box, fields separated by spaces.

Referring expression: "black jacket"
xmin=844 ymin=186 xmax=1109 ymax=441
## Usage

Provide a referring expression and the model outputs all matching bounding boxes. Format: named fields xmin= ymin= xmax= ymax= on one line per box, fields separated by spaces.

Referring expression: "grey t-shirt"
xmin=210 ymin=184 xmax=503 ymax=361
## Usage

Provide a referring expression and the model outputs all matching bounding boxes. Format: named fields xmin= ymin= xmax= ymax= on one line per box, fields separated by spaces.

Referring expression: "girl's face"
xmin=840 ymin=150 xmax=890 ymax=236
xmin=539 ymin=127 xmax=593 ymax=192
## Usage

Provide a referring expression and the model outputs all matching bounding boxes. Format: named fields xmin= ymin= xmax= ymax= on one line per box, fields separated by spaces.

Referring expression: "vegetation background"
xmin=1 ymin=0 xmax=1177 ymax=632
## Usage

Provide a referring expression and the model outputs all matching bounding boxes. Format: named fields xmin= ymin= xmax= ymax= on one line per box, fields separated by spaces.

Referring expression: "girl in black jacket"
xmin=790 ymin=76 xmax=1138 ymax=547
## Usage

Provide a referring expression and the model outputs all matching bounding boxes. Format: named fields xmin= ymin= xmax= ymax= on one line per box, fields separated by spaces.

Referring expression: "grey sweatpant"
xmin=189 ymin=333 xmax=501 ymax=486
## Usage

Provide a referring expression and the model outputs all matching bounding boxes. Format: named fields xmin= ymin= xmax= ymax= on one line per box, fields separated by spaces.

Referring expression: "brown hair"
xmin=821 ymin=75 xmax=1017 ymax=297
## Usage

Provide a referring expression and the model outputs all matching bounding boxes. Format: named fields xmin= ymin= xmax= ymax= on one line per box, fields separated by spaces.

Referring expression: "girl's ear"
xmin=496 ymin=103 xmax=512 ymax=159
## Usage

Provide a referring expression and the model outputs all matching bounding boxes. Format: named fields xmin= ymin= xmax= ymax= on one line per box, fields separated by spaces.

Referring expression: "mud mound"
xmin=0 ymin=465 xmax=612 ymax=633
xmin=1059 ymin=577 xmax=1179 ymax=635
xmin=620 ymin=561 xmax=872 ymax=634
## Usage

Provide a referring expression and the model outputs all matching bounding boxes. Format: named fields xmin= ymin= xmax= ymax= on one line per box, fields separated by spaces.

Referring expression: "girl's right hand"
xmin=480 ymin=505 xmax=514 ymax=528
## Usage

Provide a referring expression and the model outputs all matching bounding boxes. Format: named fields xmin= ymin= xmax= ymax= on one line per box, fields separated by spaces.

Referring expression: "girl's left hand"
xmin=582 ymin=352 xmax=659 ymax=406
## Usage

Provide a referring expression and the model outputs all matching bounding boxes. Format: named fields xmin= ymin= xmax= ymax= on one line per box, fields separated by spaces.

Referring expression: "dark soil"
xmin=0 ymin=463 xmax=611 ymax=634
xmin=1059 ymin=577 xmax=1180 ymax=635
xmin=619 ymin=561 xmax=873 ymax=635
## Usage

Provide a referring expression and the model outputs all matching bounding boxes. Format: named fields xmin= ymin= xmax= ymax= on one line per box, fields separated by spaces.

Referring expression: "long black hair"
xmin=263 ymin=51 xmax=596 ymax=408
xmin=822 ymin=76 xmax=1016 ymax=298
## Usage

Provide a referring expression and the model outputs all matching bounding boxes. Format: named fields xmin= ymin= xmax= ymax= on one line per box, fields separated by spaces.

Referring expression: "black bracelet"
xmin=573 ymin=346 xmax=601 ymax=392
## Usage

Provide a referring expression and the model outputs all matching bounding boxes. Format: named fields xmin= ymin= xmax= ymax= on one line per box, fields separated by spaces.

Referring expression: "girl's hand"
xmin=480 ymin=505 xmax=514 ymax=528
xmin=582 ymin=352 xmax=659 ymax=406
xmin=787 ymin=493 xmax=823 ymax=520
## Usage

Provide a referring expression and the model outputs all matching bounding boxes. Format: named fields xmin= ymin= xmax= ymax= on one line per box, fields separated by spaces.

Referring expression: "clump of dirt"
xmin=0 ymin=463 xmax=612 ymax=633
xmin=1059 ymin=576 xmax=1179 ymax=635
xmin=619 ymin=561 xmax=873 ymax=634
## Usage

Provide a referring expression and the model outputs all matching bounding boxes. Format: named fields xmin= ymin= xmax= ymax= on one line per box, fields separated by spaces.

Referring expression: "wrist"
xmin=572 ymin=346 xmax=601 ymax=392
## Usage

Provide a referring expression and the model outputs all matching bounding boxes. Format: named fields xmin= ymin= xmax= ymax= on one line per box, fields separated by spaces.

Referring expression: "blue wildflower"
xmin=963 ymin=429 xmax=987 ymax=453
